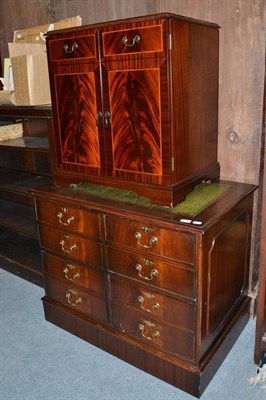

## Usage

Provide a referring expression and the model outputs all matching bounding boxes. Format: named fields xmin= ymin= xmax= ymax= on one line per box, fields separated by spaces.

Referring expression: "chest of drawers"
xmin=33 ymin=180 xmax=256 ymax=397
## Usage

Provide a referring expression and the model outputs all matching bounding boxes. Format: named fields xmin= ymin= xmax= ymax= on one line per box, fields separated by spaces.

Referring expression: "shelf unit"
xmin=0 ymin=105 xmax=53 ymax=286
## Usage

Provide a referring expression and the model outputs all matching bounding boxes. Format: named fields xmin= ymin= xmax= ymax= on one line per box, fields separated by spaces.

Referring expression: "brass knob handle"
xmin=135 ymin=263 xmax=158 ymax=281
xmin=65 ymin=289 xmax=82 ymax=306
xmin=138 ymin=320 xmax=160 ymax=341
xmin=63 ymin=264 xmax=80 ymax=282
xmin=104 ymin=111 xmax=111 ymax=127
xmin=60 ymin=235 xmax=77 ymax=254
xmin=57 ymin=208 xmax=75 ymax=226
xmin=96 ymin=111 xmax=102 ymax=126
xmin=122 ymin=34 xmax=140 ymax=47
xmin=64 ymin=42 xmax=78 ymax=54
xmin=137 ymin=293 xmax=160 ymax=313
xmin=134 ymin=227 xmax=158 ymax=249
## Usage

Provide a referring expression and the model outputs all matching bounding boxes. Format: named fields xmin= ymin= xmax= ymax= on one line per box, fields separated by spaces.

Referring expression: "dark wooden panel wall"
xmin=0 ymin=0 xmax=265 ymax=292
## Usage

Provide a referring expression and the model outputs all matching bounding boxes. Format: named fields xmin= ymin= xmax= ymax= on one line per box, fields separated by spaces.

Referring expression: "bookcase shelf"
xmin=0 ymin=105 xmax=53 ymax=286
xmin=0 ymin=227 xmax=43 ymax=286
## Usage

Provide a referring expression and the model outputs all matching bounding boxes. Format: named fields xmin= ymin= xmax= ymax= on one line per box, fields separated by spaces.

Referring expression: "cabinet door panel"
xmin=109 ymin=69 xmax=162 ymax=176
xmin=55 ymin=72 xmax=101 ymax=171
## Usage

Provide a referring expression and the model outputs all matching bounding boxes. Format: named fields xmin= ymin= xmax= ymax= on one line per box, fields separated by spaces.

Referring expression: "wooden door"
xmin=47 ymin=30 xmax=107 ymax=177
xmin=108 ymin=67 xmax=162 ymax=176
xmin=101 ymin=19 xmax=171 ymax=185
xmin=54 ymin=71 xmax=101 ymax=169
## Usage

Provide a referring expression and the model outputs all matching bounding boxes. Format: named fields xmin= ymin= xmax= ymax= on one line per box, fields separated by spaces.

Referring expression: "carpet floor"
xmin=0 ymin=268 xmax=264 ymax=400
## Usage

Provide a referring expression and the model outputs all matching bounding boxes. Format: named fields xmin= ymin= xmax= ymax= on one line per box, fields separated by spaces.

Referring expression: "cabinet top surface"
xmin=46 ymin=12 xmax=219 ymax=38
xmin=33 ymin=181 xmax=256 ymax=233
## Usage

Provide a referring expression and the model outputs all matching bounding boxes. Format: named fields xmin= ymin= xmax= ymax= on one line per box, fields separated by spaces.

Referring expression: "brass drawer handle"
xmin=60 ymin=235 xmax=77 ymax=254
xmin=135 ymin=263 xmax=158 ymax=281
xmin=135 ymin=226 xmax=158 ymax=249
xmin=63 ymin=264 xmax=80 ymax=282
xmin=138 ymin=293 xmax=160 ymax=313
xmin=57 ymin=208 xmax=75 ymax=226
xmin=64 ymin=42 xmax=78 ymax=54
xmin=65 ymin=289 xmax=82 ymax=306
xmin=138 ymin=320 xmax=160 ymax=341
xmin=122 ymin=34 xmax=140 ymax=48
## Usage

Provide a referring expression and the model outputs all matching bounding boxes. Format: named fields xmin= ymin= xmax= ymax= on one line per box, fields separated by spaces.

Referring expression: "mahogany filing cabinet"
xmin=33 ymin=180 xmax=256 ymax=397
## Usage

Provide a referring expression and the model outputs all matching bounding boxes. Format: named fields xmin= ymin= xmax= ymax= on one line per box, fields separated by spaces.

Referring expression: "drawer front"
xmin=105 ymin=216 xmax=195 ymax=264
xmin=39 ymin=225 xmax=103 ymax=267
xmin=49 ymin=34 xmax=97 ymax=61
xmin=46 ymin=278 xmax=108 ymax=322
xmin=112 ymin=304 xmax=195 ymax=360
xmin=36 ymin=197 xmax=102 ymax=238
xmin=102 ymin=25 xmax=163 ymax=57
xmin=43 ymin=252 xmax=105 ymax=296
xmin=110 ymin=278 xmax=195 ymax=332
xmin=107 ymin=246 xmax=195 ymax=300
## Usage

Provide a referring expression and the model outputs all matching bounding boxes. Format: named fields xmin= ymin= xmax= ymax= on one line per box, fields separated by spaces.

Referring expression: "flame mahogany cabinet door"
xmin=47 ymin=30 xmax=107 ymax=176
xmin=100 ymin=21 xmax=168 ymax=185
xmin=46 ymin=14 xmax=220 ymax=206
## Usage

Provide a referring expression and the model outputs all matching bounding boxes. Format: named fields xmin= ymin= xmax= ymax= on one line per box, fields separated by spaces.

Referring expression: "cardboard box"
xmin=0 ymin=91 xmax=16 ymax=106
xmin=8 ymin=16 xmax=82 ymax=106
xmin=13 ymin=16 xmax=82 ymax=43
xmin=8 ymin=43 xmax=51 ymax=106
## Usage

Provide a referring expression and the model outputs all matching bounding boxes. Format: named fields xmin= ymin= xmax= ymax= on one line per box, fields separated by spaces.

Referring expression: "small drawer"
xmin=105 ymin=215 xmax=196 ymax=264
xmin=110 ymin=278 xmax=195 ymax=332
xmin=39 ymin=225 xmax=103 ymax=268
xmin=102 ymin=25 xmax=163 ymax=57
xmin=111 ymin=304 xmax=195 ymax=360
xmin=107 ymin=246 xmax=195 ymax=300
xmin=46 ymin=278 xmax=108 ymax=322
xmin=43 ymin=252 xmax=105 ymax=296
xmin=36 ymin=197 xmax=102 ymax=238
xmin=49 ymin=34 xmax=97 ymax=61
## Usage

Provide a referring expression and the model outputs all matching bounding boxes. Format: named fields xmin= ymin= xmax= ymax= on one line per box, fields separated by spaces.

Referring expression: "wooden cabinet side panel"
xmin=170 ymin=20 xmax=219 ymax=180
xmin=199 ymin=195 xmax=253 ymax=359
xmin=206 ymin=211 xmax=250 ymax=335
